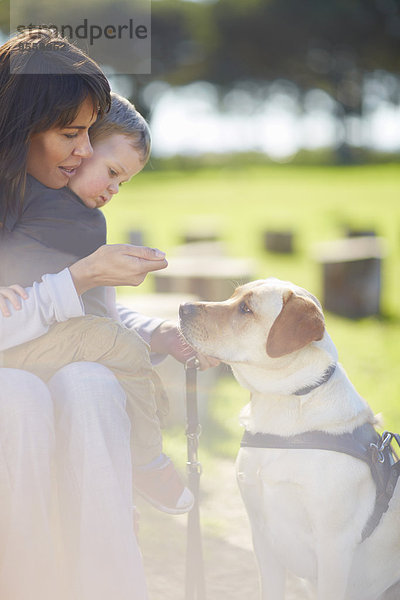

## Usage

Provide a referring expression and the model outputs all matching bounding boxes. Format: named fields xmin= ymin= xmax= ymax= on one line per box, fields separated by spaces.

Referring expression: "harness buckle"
xmin=381 ymin=431 xmax=394 ymax=449
xmin=370 ymin=431 xmax=395 ymax=464
xmin=370 ymin=442 xmax=385 ymax=464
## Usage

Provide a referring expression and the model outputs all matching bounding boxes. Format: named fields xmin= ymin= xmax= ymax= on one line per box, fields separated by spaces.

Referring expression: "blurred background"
xmin=1 ymin=3 xmax=400 ymax=597
xmin=2 ymin=0 xmax=400 ymax=161
xmin=137 ymin=0 xmax=400 ymax=163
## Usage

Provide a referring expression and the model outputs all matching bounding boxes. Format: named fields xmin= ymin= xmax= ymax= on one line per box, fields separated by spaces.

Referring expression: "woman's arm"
xmin=69 ymin=244 xmax=167 ymax=295
xmin=0 ymin=268 xmax=84 ymax=351
xmin=0 ymin=244 xmax=167 ymax=352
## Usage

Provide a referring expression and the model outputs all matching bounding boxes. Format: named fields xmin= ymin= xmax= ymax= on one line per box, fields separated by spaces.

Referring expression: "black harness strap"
xmin=363 ymin=431 xmax=400 ymax=539
xmin=241 ymin=424 xmax=400 ymax=541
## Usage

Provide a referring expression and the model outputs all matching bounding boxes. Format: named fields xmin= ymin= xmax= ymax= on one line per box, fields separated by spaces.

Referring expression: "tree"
xmin=150 ymin=0 xmax=400 ymax=107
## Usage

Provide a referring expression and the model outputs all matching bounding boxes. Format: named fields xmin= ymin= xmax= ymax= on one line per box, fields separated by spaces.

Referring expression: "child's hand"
xmin=150 ymin=321 xmax=220 ymax=370
xmin=0 ymin=284 xmax=28 ymax=316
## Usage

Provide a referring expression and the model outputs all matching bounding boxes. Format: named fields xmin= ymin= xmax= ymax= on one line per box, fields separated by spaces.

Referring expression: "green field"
xmin=104 ymin=163 xmax=400 ymax=459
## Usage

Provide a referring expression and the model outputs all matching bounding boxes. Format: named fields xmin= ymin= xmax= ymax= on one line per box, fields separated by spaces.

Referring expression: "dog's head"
xmin=179 ymin=278 xmax=329 ymax=370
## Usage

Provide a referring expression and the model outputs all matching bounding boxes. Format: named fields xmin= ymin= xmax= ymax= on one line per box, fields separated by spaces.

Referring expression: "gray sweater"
xmin=0 ymin=175 xmax=109 ymax=317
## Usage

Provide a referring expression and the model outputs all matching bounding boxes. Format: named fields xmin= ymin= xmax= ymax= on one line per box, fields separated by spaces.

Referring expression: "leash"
xmin=185 ymin=356 xmax=206 ymax=600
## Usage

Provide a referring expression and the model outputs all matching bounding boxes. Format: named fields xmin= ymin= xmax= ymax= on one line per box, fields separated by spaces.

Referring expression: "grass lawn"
xmin=104 ymin=162 xmax=400 ymax=461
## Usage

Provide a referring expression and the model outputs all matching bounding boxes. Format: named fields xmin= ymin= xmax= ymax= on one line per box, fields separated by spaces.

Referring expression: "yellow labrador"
xmin=179 ymin=278 xmax=400 ymax=600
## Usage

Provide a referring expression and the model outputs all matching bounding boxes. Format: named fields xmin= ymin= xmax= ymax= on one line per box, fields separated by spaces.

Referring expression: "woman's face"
xmin=26 ymin=97 xmax=98 ymax=189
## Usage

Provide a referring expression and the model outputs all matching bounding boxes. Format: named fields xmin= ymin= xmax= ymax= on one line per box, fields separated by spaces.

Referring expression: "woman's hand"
xmin=0 ymin=284 xmax=28 ymax=316
xmin=69 ymin=244 xmax=168 ymax=295
xmin=150 ymin=320 xmax=220 ymax=371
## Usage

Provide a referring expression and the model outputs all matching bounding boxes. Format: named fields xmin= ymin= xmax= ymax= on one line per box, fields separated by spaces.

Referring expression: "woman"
xmin=0 ymin=254 xmax=153 ymax=600
xmin=0 ymin=28 xmax=213 ymax=600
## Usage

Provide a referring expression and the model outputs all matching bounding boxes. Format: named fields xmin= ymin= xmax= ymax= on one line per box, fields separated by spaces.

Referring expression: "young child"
xmin=1 ymin=93 xmax=194 ymax=515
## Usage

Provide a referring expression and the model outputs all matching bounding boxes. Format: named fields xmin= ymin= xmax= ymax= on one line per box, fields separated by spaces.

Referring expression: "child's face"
xmin=68 ymin=133 xmax=144 ymax=209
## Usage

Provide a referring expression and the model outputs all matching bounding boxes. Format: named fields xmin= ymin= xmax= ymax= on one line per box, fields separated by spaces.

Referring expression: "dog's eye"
xmin=239 ymin=301 xmax=252 ymax=314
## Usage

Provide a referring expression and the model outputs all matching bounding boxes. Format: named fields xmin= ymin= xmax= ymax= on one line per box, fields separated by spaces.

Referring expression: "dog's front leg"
xmin=316 ymin=539 xmax=354 ymax=600
xmin=251 ymin=526 xmax=286 ymax=600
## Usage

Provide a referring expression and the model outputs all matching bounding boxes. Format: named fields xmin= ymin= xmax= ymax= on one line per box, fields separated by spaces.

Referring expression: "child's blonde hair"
xmin=89 ymin=92 xmax=151 ymax=165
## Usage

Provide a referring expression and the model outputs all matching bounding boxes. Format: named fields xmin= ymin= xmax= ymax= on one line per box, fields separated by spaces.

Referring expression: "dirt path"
xmin=138 ymin=457 xmax=313 ymax=600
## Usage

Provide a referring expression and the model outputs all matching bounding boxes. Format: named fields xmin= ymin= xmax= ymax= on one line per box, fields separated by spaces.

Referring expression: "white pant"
xmin=0 ymin=362 xmax=147 ymax=600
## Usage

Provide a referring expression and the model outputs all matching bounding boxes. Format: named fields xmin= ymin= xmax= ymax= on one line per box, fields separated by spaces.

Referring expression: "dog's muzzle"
xmin=179 ymin=303 xmax=199 ymax=319
xmin=179 ymin=303 xmax=206 ymax=349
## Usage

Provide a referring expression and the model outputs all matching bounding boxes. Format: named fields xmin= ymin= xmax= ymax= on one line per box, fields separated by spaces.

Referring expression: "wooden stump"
xmin=128 ymin=229 xmax=145 ymax=246
xmin=315 ymin=237 xmax=386 ymax=318
xmin=181 ymin=215 xmax=222 ymax=245
xmin=263 ymin=230 xmax=294 ymax=254
xmin=174 ymin=241 xmax=227 ymax=257
xmin=183 ymin=230 xmax=220 ymax=244
xmin=345 ymin=227 xmax=377 ymax=238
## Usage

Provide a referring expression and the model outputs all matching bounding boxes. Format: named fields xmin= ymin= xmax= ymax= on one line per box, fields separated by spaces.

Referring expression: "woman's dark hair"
xmin=0 ymin=28 xmax=111 ymax=224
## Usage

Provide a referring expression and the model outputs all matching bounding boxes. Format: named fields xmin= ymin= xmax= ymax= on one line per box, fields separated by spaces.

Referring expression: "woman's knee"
xmin=49 ymin=361 xmax=126 ymax=413
xmin=0 ymin=368 xmax=54 ymax=431
xmin=49 ymin=362 xmax=131 ymax=452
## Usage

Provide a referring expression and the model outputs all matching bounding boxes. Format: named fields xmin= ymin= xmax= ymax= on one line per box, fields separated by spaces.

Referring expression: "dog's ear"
xmin=266 ymin=291 xmax=325 ymax=358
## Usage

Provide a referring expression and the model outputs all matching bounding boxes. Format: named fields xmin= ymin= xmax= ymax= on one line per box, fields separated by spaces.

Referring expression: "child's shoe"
xmin=133 ymin=455 xmax=194 ymax=515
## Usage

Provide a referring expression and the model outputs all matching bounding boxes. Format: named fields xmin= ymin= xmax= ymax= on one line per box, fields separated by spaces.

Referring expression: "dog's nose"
xmin=179 ymin=303 xmax=197 ymax=318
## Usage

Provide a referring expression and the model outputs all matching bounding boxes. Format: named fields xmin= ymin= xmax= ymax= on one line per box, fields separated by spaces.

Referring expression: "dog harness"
xmin=240 ymin=365 xmax=400 ymax=541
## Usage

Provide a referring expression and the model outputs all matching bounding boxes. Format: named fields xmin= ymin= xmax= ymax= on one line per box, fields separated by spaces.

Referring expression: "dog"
xmin=179 ymin=278 xmax=400 ymax=600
